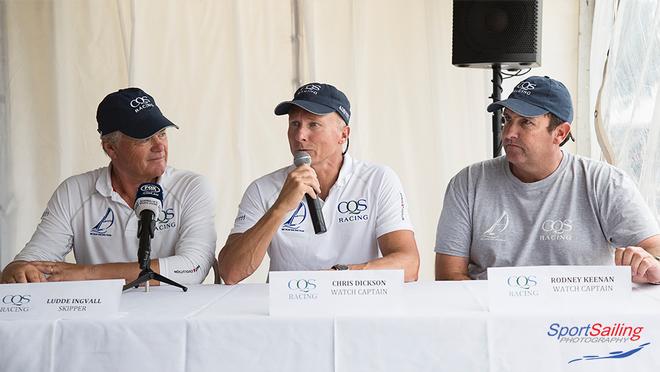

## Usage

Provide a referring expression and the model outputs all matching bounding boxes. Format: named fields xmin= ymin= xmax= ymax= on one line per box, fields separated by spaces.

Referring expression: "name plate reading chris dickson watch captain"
xmin=0 ymin=279 xmax=123 ymax=320
xmin=269 ymin=270 xmax=403 ymax=316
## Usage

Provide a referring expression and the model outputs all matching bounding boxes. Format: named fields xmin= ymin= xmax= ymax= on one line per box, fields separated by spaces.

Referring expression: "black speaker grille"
xmin=452 ymin=0 xmax=541 ymax=68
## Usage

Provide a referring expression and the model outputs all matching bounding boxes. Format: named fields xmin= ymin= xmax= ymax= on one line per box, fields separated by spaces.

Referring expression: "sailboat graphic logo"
xmin=90 ymin=208 xmax=114 ymax=236
xmin=480 ymin=212 xmax=508 ymax=241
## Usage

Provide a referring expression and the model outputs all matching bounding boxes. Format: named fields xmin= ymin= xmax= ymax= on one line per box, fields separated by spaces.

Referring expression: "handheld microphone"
xmin=134 ymin=183 xmax=163 ymax=269
xmin=293 ymin=151 xmax=327 ymax=234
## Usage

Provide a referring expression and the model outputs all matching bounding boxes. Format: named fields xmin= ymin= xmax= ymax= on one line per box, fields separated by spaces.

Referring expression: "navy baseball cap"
xmin=96 ymin=87 xmax=179 ymax=139
xmin=274 ymin=82 xmax=351 ymax=124
xmin=487 ymin=76 xmax=574 ymax=124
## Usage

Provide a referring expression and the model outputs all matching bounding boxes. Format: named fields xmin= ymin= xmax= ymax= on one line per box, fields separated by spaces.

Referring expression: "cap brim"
xmin=120 ymin=111 xmax=179 ymax=139
xmin=487 ymin=98 xmax=549 ymax=117
xmin=274 ymin=100 xmax=335 ymax=116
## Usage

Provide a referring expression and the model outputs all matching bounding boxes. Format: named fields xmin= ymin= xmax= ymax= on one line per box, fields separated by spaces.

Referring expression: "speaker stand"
xmin=490 ymin=65 xmax=503 ymax=158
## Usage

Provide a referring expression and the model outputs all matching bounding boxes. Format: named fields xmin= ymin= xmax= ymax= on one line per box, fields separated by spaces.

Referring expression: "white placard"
xmin=0 ymin=279 xmax=124 ymax=320
xmin=269 ymin=270 xmax=403 ymax=316
xmin=487 ymin=266 xmax=632 ymax=312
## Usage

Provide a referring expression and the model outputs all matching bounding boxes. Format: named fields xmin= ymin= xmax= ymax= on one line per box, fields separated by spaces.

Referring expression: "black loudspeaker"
xmin=452 ymin=0 xmax=542 ymax=69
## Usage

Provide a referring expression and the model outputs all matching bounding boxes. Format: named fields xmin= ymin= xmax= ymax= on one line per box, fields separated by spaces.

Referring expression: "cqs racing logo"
xmin=156 ymin=207 xmax=176 ymax=231
xmin=1 ymin=294 xmax=32 ymax=313
xmin=506 ymin=275 xmax=539 ymax=297
xmin=90 ymin=208 xmax=114 ymax=236
xmin=514 ymin=81 xmax=536 ymax=96
xmin=282 ymin=202 xmax=307 ymax=232
xmin=337 ymin=198 xmax=369 ymax=223
xmin=129 ymin=96 xmax=154 ymax=113
xmin=287 ymin=279 xmax=318 ymax=300
xmin=546 ymin=322 xmax=651 ymax=364
xmin=296 ymin=84 xmax=321 ymax=96
xmin=539 ymin=219 xmax=573 ymax=241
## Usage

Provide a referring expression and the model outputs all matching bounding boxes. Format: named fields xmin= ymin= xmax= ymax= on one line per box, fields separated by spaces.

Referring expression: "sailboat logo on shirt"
xmin=480 ymin=212 xmax=508 ymax=241
xmin=282 ymin=202 xmax=307 ymax=233
xmin=90 ymin=208 xmax=114 ymax=237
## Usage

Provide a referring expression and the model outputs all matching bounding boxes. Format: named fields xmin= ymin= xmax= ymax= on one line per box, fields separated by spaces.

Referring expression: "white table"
xmin=1 ymin=281 xmax=659 ymax=372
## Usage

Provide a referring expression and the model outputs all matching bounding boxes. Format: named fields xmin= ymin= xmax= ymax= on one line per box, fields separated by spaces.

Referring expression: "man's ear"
xmin=102 ymin=140 xmax=118 ymax=160
xmin=553 ymin=122 xmax=571 ymax=145
xmin=340 ymin=125 xmax=350 ymax=144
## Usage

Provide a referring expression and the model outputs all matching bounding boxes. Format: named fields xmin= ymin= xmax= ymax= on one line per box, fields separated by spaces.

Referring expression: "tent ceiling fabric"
xmin=0 ymin=0 xmax=579 ymax=282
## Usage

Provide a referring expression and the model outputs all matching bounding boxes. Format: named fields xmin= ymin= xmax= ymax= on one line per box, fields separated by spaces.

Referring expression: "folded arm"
xmin=1 ymin=259 xmax=160 ymax=284
xmin=218 ymin=207 xmax=289 ymax=285
xmin=435 ymin=253 xmax=471 ymax=280
xmin=346 ymin=230 xmax=419 ymax=282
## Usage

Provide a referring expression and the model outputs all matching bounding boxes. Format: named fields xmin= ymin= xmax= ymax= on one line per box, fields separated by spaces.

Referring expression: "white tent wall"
xmin=596 ymin=0 xmax=660 ymax=223
xmin=0 ymin=0 xmax=579 ymax=283
xmin=0 ymin=1 xmax=9 ymax=274
xmin=3 ymin=0 xmax=134 ymax=272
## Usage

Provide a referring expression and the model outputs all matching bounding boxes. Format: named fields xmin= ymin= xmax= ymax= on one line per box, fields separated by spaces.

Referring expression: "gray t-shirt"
xmin=435 ymin=151 xmax=660 ymax=279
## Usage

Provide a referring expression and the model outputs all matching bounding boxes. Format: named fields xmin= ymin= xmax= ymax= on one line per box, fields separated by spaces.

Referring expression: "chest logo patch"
xmin=282 ymin=202 xmax=307 ymax=232
xmin=539 ymin=219 xmax=573 ymax=241
xmin=337 ymin=198 xmax=369 ymax=223
xmin=90 ymin=208 xmax=114 ymax=237
xmin=156 ymin=207 xmax=176 ymax=231
xmin=480 ymin=212 xmax=508 ymax=241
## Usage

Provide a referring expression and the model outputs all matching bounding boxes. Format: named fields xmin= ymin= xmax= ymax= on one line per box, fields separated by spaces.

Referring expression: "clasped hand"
xmin=1 ymin=261 xmax=90 ymax=283
xmin=615 ymin=247 xmax=660 ymax=284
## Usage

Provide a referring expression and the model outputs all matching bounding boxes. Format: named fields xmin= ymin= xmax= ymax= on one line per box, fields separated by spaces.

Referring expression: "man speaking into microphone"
xmin=1 ymin=88 xmax=216 ymax=285
xmin=218 ymin=82 xmax=419 ymax=284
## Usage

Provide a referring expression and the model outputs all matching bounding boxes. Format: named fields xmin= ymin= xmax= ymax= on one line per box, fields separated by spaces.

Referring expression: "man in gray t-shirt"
xmin=435 ymin=76 xmax=660 ymax=283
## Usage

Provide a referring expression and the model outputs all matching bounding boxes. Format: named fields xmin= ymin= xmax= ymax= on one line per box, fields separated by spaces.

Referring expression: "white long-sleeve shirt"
xmin=15 ymin=165 xmax=217 ymax=284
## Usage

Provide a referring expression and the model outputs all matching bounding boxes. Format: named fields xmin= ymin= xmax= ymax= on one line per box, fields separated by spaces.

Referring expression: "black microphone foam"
xmin=293 ymin=151 xmax=327 ymax=234
xmin=134 ymin=183 xmax=163 ymax=269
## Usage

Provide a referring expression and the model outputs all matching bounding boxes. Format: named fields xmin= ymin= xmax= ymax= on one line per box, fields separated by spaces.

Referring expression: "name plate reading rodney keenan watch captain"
xmin=0 ymin=279 xmax=124 ymax=320
xmin=269 ymin=270 xmax=403 ymax=316
xmin=487 ymin=265 xmax=632 ymax=312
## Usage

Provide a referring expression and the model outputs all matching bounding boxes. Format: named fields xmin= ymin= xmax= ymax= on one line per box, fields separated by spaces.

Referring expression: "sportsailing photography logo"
xmin=545 ymin=321 xmax=650 ymax=364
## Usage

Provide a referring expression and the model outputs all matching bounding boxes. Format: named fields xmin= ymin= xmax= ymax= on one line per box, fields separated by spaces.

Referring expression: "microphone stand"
xmin=123 ymin=215 xmax=188 ymax=292
xmin=491 ymin=64 xmax=503 ymax=158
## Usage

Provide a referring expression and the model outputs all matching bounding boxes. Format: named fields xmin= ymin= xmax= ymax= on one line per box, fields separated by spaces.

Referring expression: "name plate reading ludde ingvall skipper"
xmin=0 ymin=279 xmax=123 ymax=320
xmin=269 ymin=270 xmax=403 ymax=316
xmin=487 ymin=266 xmax=631 ymax=312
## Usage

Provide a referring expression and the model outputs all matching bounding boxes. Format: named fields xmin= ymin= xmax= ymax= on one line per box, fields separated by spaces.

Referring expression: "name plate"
xmin=487 ymin=266 xmax=631 ymax=312
xmin=0 ymin=279 xmax=124 ymax=320
xmin=269 ymin=270 xmax=403 ymax=316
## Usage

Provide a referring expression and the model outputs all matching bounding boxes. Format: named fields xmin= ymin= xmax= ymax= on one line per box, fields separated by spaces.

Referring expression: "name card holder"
xmin=487 ymin=266 xmax=631 ymax=312
xmin=269 ymin=270 xmax=403 ymax=316
xmin=0 ymin=279 xmax=124 ymax=320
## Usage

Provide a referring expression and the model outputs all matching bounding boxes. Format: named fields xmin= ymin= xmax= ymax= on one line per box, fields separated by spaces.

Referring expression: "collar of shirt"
xmin=335 ymin=153 xmax=355 ymax=188
xmin=95 ymin=163 xmax=171 ymax=204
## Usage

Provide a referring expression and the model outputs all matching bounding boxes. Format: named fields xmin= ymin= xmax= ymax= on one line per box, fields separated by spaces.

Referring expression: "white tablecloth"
xmin=1 ymin=281 xmax=659 ymax=372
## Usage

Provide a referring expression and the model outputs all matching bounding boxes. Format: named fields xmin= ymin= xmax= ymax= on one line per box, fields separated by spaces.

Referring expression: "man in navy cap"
xmin=435 ymin=76 xmax=660 ymax=284
xmin=1 ymin=88 xmax=216 ymax=284
xmin=218 ymin=82 xmax=419 ymax=284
